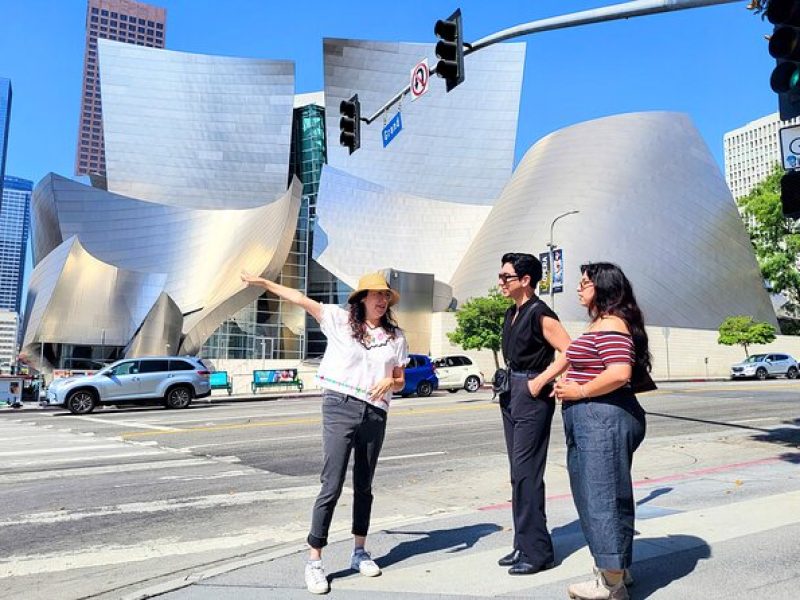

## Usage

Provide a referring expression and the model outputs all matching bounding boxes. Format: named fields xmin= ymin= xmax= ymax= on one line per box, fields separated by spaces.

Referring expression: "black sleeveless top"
xmin=501 ymin=297 xmax=559 ymax=372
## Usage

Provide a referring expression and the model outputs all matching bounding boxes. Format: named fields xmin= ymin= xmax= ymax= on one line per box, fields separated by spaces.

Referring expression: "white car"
xmin=432 ymin=355 xmax=484 ymax=393
xmin=730 ymin=353 xmax=798 ymax=380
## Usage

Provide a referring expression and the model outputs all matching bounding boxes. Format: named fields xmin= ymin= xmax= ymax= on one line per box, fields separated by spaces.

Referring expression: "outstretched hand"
xmin=240 ymin=271 xmax=263 ymax=287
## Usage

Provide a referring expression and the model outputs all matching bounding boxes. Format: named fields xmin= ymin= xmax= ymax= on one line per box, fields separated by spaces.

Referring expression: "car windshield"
xmin=742 ymin=354 xmax=767 ymax=363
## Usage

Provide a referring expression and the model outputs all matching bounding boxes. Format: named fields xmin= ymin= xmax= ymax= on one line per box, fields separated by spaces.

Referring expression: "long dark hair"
xmin=581 ymin=262 xmax=652 ymax=373
xmin=348 ymin=291 xmax=400 ymax=347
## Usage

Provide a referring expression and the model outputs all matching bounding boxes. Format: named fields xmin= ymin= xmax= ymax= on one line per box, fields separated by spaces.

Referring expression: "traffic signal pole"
xmin=361 ymin=0 xmax=741 ymax=127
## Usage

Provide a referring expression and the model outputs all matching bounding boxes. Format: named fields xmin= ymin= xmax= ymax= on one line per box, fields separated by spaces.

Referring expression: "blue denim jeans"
xmin=562 ymin=390 xmax=646 ymax=569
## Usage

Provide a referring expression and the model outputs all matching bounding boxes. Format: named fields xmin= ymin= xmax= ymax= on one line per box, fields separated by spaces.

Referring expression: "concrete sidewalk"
xmin=125 ymin=438 xmax=800 ymax=600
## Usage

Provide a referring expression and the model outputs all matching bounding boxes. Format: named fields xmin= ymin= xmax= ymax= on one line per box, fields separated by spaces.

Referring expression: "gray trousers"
xmin=307 ymin=390 xmax=387 ymax=549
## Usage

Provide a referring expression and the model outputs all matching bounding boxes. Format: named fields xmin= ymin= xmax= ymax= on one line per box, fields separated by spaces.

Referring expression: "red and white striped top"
xmin=565 ymin=331 xmax=635 ymax=384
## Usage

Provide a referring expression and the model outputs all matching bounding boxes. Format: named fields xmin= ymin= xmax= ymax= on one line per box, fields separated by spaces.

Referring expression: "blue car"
xmin=400 ymin=354 xmax=438 ymax=397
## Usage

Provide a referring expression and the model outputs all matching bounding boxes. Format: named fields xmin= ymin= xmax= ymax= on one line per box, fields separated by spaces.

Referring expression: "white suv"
xmin=46 ymin=356 xmax=212 ymax=414
xmin=730 ymin=353 xmax=798 ymax=380
xmin=432 ymin=355 xmax=484 ymax=393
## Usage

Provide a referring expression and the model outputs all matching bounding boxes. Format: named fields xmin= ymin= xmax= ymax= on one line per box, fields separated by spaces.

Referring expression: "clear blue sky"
xmin=0 ymin=0 xmax=778 ymax=185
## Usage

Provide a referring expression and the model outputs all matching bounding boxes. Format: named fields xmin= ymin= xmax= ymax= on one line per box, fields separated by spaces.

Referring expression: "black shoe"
xmin=508 ymin=558 xmax=555 ymax=576
xmin=497 ymin=549 xmax=521 ymax=566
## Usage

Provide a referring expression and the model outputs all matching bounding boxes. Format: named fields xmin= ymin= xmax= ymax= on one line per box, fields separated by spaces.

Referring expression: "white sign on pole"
xmin=410 ymin=59 xmax=430 ymax=101
xmin=779 ymin=123 xmax=800 ymax=170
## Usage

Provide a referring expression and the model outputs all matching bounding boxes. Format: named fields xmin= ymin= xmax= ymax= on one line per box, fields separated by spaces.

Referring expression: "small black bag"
xmin=492 ymin=367 xmax=512 ymax=397
xmin=631 ymin=364 xmax=657 ymax=394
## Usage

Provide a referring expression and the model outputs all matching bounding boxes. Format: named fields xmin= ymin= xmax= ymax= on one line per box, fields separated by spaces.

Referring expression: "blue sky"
xmin=0 ymin=0 xmax=778 ymax=185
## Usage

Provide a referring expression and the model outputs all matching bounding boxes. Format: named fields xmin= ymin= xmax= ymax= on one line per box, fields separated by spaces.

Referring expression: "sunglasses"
xmin=498 ymin=273 xmax=521 ymax=284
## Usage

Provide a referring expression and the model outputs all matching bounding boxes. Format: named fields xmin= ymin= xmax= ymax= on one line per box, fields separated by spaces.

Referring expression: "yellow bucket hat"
xmin=347 ymin=272 xmax=400 ymax=306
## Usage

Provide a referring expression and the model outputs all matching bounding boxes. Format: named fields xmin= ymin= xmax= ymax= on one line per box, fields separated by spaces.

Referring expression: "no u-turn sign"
xmin=410 ymin=58 xmax=429 ymax=101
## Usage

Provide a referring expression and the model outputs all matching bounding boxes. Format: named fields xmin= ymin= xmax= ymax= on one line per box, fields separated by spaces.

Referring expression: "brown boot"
xmin=567 ymin=568 xmax=629 ymax=600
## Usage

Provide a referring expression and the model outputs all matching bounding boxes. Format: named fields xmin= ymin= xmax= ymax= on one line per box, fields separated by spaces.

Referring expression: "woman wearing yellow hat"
xmin=241 ymin=270 xmax=407 ymax=594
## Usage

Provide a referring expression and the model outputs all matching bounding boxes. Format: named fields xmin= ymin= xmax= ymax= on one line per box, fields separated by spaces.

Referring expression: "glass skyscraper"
xmin=201 ymin=101 xmax=329 ymax=360
xmin=0 ymin=176 xmax=32 ymax=313
xmin=0 ymin=78 xmax=11 ymax=201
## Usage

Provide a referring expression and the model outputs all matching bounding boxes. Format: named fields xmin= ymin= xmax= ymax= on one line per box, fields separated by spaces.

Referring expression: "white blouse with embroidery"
xmin=315 ymin=304 xmax=408 ymax=411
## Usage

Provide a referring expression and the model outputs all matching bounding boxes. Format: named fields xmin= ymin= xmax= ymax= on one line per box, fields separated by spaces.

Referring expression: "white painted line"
xmin=0 ymin=458 xmax=215 ymax=484
xmin=0 ymin=451 xmax=161 ymax=469
xmin=0 ymin=486 xmax=324 ymax=527
xmin=379 ymin=451 xmax=447 ymax=462
xmin=0 ymin=444 xmax=131 ymax=457
xmin=70 ymin=415 xmax=182 ymax=431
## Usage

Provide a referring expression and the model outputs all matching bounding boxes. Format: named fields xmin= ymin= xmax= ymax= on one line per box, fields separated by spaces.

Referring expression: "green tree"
xmin=717 ymin=316 xmax=777 ymax=358
xmin=447 ymin=288 xmax=512 ymax=370
xmin=738 ymin=164 xmax=800 ymax=319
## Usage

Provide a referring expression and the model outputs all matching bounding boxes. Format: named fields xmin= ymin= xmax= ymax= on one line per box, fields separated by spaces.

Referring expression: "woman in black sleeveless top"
xmin=496 ymin=253 xmax=572 ymax=575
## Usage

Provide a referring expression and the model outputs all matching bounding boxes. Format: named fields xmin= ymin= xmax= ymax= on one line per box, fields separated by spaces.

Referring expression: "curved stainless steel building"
xmin=449 ymin=112 xmax=777 ymax=330
xmin=312 ymin=166 xmax=491 ymax=287
xmin=20 ymin=237 xmax=167 ymax=370
xmin=23 ymin=172 xmax=300 ymax=371
xmin=99 ymin=39 xmax=295 ymax=209
xmin=323 ymin=38 xmax=525 ymax=205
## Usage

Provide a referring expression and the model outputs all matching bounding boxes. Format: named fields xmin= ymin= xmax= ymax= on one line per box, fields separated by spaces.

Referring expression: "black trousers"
xmin=500 ymin=371 xmax=556 ymax=566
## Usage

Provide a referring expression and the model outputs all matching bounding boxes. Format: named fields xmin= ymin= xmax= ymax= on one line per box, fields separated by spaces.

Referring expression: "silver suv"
xmin=46 ymin=356 xmax=212 ymax=414
xmin=730 ymin=353 xmax=798 ymax=380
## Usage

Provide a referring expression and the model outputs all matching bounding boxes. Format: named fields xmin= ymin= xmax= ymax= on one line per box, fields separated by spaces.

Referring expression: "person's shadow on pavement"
xmin=552 ymin=486 xmax=675 ymax=565
xmin=627 ymin=534 xmax=711 ymax=599
xmin=327 ymin=523 xmax=502 ymax=581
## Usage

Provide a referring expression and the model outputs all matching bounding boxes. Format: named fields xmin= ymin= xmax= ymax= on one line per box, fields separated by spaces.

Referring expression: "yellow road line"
xmin=121 ymin=402 xmax=496 ymax=439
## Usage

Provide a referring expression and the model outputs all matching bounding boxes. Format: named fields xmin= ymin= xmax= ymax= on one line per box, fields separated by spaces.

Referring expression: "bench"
xmin=209 ymin=371 xmax=233 ymax=395
xmin=251 ymin=369 xmax=304 ymax=394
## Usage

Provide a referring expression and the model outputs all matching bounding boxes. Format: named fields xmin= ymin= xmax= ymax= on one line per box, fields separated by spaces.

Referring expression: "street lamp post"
xmin=547 ymin=210 xmax=579 ymax=310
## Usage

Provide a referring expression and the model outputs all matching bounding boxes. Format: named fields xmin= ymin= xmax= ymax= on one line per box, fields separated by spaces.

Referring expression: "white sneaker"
xmin=350 ymin=549 xmax=382 ymax=577
xmin=304 ymin=560 xmax=329 ymax=594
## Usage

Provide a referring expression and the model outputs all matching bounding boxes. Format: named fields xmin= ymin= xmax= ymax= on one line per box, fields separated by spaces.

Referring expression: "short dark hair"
xmin=501 ymin=252 xmax=543 ymax=286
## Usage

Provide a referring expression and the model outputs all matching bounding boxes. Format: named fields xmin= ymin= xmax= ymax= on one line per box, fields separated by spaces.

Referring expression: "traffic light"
xmin=434 ymin=8 xmax=465 ymax=92
xmin=339 ymin=94 xmax=361 ymax=155
xmin=781 ymin=169 xmax=800 ymax=217
xmin=768 ymin=0 xmax=800 ymax=120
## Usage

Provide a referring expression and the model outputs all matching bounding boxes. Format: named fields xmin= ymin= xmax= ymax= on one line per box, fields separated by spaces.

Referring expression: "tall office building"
xmin=0 ymin=176 xmax=32 ymax=313
xmin=724 ymin=112 xmax=800 ymax=200
xmin=0 ymin=310 xmax=18 ymax=372
xmin=0 ymin=78 xmax=11 ymax=201
xmin=75 ymin=0 xmax=166 ymax=179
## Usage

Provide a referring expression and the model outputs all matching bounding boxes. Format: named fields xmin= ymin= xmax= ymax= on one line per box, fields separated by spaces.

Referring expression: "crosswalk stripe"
xmin=0 ymin=485 xmax=325 ymax=527
xmin=0 ymin=458 xmax=215 ymax=484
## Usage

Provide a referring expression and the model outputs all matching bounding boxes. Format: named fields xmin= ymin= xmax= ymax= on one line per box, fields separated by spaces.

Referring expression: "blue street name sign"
xmin=382 ymin=112 xmax=402 ymax=147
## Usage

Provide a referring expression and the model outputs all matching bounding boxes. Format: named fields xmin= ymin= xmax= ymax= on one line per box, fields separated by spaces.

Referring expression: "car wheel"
xmin=165 ymin=385 xmax=193 ymax=409
xmin=66 ymin=390 xmax=97 ymax=415
xmin=788 ymin=366 xmax=798 ymax=379
xmin=464 ymin=375 xmax=481 ymax=393
xmin=448 ymin=389 xmax=458 ymax=394
xmin=417 ymin=381 xmax=433 ymax=397
xmin=755 ymin=367 xmax=768 ymax=381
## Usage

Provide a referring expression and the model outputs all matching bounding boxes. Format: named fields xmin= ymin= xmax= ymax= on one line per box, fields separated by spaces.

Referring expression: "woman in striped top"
xmin=552 ymin=263 xmax=650 ymax=600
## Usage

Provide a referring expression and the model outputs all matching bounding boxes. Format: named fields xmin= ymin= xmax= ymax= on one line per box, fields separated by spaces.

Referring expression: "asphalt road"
xmin=0 ymin=379 xmax=797 ymax=600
